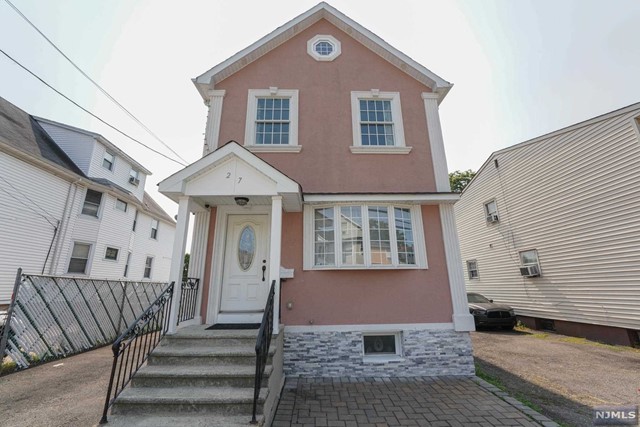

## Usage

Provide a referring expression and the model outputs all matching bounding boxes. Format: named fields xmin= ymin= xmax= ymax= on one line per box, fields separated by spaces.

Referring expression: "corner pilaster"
xmin=422 ymin=93 xmax=451 ymax=192
xmin=203 ymin=90 xmax=226 ymax=156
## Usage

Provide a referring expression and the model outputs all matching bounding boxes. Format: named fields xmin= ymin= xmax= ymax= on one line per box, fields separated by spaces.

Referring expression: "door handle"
xmin=262 ymin=265 xmax=266 ymax=281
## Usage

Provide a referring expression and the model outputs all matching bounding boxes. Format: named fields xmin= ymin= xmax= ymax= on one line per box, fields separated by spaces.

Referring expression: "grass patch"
xmin=475 ymin=363 xmax=544 ymax=414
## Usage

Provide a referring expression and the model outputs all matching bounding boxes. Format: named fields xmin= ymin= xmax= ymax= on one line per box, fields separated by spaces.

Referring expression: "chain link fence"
xmin=0 ymin=270 xmax=169 ymax=374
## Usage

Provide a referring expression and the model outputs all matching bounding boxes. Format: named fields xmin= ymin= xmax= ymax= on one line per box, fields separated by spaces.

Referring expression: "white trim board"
xmin=284 ymin=323 xmax=455 ymax=333
xmin=303 ymin=193 xmax=459 ymax=204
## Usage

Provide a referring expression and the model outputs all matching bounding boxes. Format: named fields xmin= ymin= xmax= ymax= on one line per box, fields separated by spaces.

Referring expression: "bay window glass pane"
xmin=394 ymin=207 xmax=415 ymax=265
xmin=314 ymin=208 xmax=335 ymax=266
xmin=368 ymin=206 xmax=392 ymax=265
xmin=340 ymin=206 xmax=364 ymax=265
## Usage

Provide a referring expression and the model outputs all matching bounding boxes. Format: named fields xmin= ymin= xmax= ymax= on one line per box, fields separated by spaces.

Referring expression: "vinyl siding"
xmin=88 ymin=142 xmax=146 ymax=202
xmin=0 ymin=152 xmax=69 ymax=302
xmin=455 ymin=108 xmax=640 ymax=331
xmin=129 ymin=211 xmax=174 ymax=281
xmin=37 ymin=122 xmax=95 ymax=174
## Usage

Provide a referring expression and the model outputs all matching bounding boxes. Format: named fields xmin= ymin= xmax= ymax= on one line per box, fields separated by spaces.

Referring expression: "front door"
xmin=219 ymin=215 xmax=269 ymax=322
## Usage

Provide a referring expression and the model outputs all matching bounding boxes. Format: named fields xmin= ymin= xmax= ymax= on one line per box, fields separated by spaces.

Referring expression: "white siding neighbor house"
xmin=0 ymin=97 xmax=175 ymax=306
xmin=455 ymin=103 xmax=640 ymax=346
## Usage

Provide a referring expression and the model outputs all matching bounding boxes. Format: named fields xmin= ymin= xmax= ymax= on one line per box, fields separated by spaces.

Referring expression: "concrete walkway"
xmin=273 ymin=377 xmax=558 ymax=427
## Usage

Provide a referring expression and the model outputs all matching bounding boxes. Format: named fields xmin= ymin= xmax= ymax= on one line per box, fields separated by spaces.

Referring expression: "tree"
xmin=449 ymin=169 xmax=476 ymax=193
xmin=182 ymin=253 xmax=190 ymax=281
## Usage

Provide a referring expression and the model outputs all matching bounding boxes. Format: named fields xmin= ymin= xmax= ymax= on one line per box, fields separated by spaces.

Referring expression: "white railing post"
xmin=269 ymin=196 xmax=283 ymax=334
xmin=168 ymin=196 xmax=191 ymax=334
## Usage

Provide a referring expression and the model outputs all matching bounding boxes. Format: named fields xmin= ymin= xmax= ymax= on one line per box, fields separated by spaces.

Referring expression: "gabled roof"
xmin=159 ymin=141 xmax=302 ymax=211
xmin=143 ymin=191 xmax=175 ymax=224
xmin=463 ymin=101 xmax=640 ymax=194
xmin=34 ymin=116 xmax=152 ymax=175
xmin=0 ymin=97 xmax=84 ymax=175
xmin=193 ymin=2 xmax=452 ymax=102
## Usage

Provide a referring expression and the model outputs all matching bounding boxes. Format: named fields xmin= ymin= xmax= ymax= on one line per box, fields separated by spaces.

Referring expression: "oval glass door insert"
xmin=238 ymin=226 xmax=256 ymax=271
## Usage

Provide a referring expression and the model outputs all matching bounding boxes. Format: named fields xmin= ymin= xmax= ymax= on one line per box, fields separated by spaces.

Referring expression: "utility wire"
xmin=3 ymin=0 xmax=189 ymax=165
xmin=0 ymin=182 xmax=58 ymax=228
xmin=0 ymin=175 xmax=58 ymax=223
xmin=0 ymin=49 xmax=187 ymax=166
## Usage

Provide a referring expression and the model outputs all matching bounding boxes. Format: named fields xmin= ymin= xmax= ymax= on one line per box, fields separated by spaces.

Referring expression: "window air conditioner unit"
xmin=519 ymin=265 xmax=540 ymax=278
xmin=486 ymin=214 xmax=499 ymax=223
xmin=129 ymin=176 xmax=140 ymax=186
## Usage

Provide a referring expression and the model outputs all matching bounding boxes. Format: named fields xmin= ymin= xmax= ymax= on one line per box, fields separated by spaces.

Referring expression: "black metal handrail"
xmin=177 ymin=277 xmax=200 ymax=324
xmin=99 ymin=282 xmax=174 ymax=424
xmin=251 ymin=280 xmax=276 ymax=424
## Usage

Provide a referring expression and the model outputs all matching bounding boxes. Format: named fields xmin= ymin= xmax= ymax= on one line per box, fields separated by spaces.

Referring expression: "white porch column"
xmin=439 ymin=204 xmax=475 ymax=331
xmin=269 ymin=196 xmax=283 ymax=334
xmin=422 ymin=93 xmax=451 ymax=192
xmin=167 ymin=196 xmax=191 ymax=334
xmin=187 ymin=210 xmax=210 ymax=324
xmin=203 ymin=89 xmax=226 ymax=156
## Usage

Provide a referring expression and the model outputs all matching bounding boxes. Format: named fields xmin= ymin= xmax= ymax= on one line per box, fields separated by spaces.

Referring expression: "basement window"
xmin=362 ymin=333 xmax=402 ymax=359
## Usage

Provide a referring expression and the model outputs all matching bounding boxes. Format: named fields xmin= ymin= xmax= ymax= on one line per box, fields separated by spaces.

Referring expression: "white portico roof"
xmin=158 ymin=141 xmax=302 ymax=211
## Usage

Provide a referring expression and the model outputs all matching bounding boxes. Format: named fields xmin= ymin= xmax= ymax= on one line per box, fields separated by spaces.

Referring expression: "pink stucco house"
xmin=159 ymin=2 xmax=474 ymax=379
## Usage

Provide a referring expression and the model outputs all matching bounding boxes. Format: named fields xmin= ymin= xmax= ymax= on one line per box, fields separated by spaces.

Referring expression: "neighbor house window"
xmin=102 ymin=151 xmax=115 ymax=171
xmin=244 ymin=88 xmax=299 ymax=151
xmin=105 ymin=247 xmax=119 ymax=261
xmin=363 ymin=333 xmax=401 ymax=358
xmin=129 ymin=169 xmax=140 ymax=186
xmin=123 ymin=251 xmax=132 ymax=277
xmin=132 ymin=210 xmax=138 ymax=231
xmin=305 ymin=204 xmax=426 ymax=269
xmin=150 ymin=219 xmax=158 ymax=239
xmin=115 ymin=199 xmax=127 ymax=212
xmin=350 ymin=91 xmax=408 ymax=153
xmin=307 ymin=34 xmax=341 ymax=61
xmin=519 ymin=249 xmax=541 ymax=277
xmin=68 ymin=242 xmax=91 ymax=274
xmin=81 ymin=189 xmax=102 ymax=217
xmin=467 ymin=260 xmax=479 ymax=279
xmin=485 ymin=200 xmax=499 ymax=223
xmin=144 ymin=256 xmax=153 ymax=279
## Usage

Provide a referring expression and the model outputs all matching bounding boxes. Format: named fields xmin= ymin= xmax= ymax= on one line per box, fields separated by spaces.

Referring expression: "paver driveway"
xmin=273 ymin=377 xmax=554 ymax=427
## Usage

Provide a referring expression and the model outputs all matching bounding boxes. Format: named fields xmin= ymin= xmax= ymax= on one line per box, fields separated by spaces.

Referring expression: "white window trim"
xmin=303 ymin=203 xmax=427 ymax=270
xmin=362 ymin=332 xmax=403 ymax=361
xmin=466 ymin=260 xmax=479 ymax=279
xmin=307 ymin=34 xmax=341 ymax=62
xmin=350 ymin=91 xmax=410 ymax=154
xmin=519 ymin=249 xmax=540 ymax=267
xmin=143 ymin=256 xmax=154 ymax=279
xmin=67 ymin=241 xmax=94 ymax=275
xmin=104 ymin=246 xmax=120 ymax=262
xmin=102 ymin=150 xmax=115 ymax=172
xmin=484 ymin=199 xmax=498 ymax=220
xmin=150 ymin=219 xmax=159 ymax=240
xmin=115 ymin=198 xmax=128 ymax=213
xmin=80 ymin=189 xmax=103 ymax=218
xmin=244 ymin=88 xmax=300 ymax=152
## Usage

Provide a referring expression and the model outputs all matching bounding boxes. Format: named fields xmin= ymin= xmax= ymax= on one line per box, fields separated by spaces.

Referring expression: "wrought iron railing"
xmin=100 ymin=282 xmax=174 ymax=424
xmin=251 ymin=280 xmax=276 ymax=424
xmin=177 ymin=277 xmax=200 ymax=324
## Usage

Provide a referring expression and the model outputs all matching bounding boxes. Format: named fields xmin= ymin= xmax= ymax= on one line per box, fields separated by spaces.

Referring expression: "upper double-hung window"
xmin=244 ymin=88 xmax=300 ymax=152
xmin=350 ymin=91 xmax=410 ymax=154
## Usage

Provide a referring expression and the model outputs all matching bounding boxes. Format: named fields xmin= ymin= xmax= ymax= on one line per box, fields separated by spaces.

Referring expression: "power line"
xmin=0 ymin=181 xmax=58 ymax=228
xmin=3 ymin=0 xmax=189 ymax=165
xmin=0 ymin=175 xmax=58 ymax=223
xmin=0 ymin=48 xmax=187 ymax=166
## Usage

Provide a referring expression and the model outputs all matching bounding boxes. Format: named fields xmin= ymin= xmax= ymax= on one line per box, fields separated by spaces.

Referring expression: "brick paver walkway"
xmin=273 ymin=377 xmax=555 ymax=427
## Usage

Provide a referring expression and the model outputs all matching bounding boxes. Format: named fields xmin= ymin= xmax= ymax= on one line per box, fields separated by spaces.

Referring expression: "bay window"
xmin=305 ymin=204 xmax=426 ymax=269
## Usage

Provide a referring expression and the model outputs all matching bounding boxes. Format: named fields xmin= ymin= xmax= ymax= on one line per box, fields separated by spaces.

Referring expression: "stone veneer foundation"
xmin=283 ymin=328 xmax=474 ymax=377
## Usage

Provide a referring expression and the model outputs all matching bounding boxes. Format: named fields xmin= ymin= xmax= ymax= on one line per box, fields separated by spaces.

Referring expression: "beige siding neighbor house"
xmin=456 ymin=103 xmax=640 ymax=346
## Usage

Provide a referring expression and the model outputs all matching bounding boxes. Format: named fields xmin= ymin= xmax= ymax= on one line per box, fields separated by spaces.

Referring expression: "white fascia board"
xmin=192 ymin=2 xmax=452 ymax=101
xmin=303 ymin=193 xmax=460 ymax=204
xmin=158 ymin=142 xmax=300 ymax=195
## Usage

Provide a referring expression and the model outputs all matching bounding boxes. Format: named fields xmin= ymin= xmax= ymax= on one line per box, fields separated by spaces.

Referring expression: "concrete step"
xmin=149 ymin=345 xmax=274 ymax=366
xmin=103 ymin=414 xmax=262 ymax=427
xmin=163 ymin=328 xmax=259 ymax=348
xmin=132 ymin=364 xmax=272 ymax=388
xmin=111 ymin=386 xmax=267 ymax=416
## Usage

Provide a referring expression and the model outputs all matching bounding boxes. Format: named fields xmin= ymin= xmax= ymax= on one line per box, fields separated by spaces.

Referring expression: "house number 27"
xmin=225 ymin=172 xmax=242 ymax=183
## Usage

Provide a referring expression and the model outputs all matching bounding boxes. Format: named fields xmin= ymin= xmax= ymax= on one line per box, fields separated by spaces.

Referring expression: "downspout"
xmin=41 ymin=220 xmax=60 ymax=274
xmin=48 ymin=178 xmax=81 ymax=274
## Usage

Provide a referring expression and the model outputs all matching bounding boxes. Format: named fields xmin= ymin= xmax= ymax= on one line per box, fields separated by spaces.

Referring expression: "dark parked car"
xmin=467 ymin=292 xmax=516 ymax=330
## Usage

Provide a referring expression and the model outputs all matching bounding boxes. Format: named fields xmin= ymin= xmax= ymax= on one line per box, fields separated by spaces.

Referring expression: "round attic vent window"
xmin=307 ymin=35 xmax=341 ymax=61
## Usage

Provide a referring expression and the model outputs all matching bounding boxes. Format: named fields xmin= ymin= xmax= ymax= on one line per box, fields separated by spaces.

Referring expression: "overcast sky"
xmin=1 ymin=0 xmax=639 ymax=218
